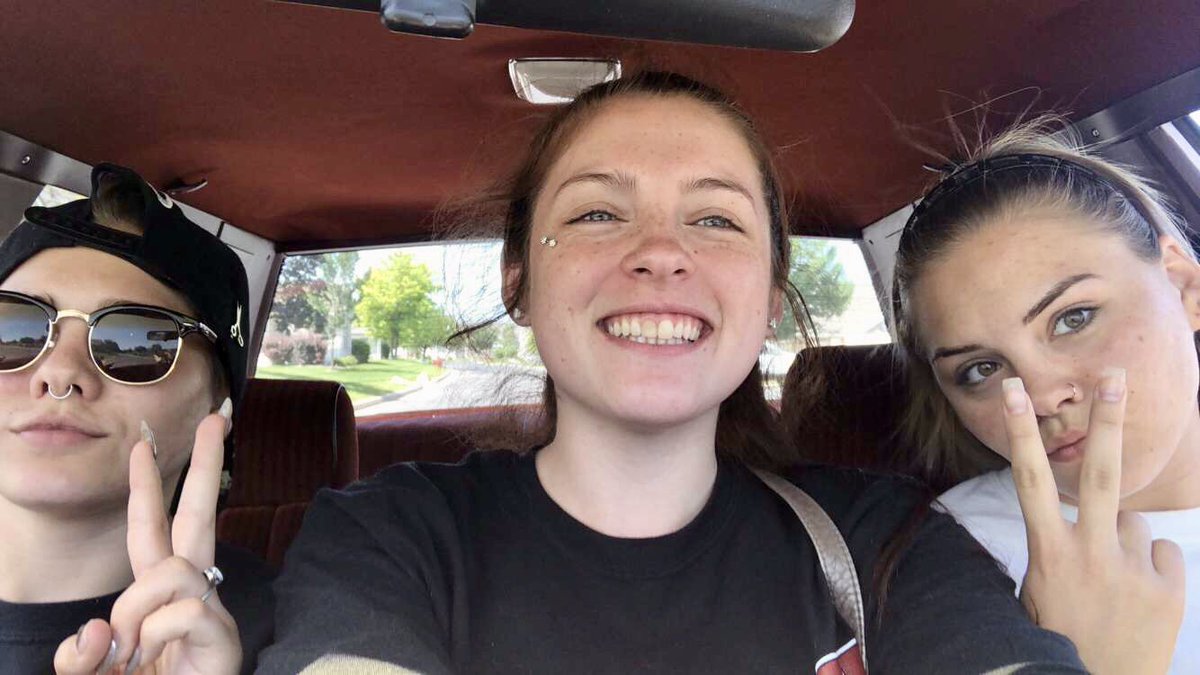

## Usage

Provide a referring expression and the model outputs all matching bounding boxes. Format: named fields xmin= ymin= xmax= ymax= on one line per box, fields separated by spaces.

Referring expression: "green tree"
xmin=270 ymin=255 xmax=325 ymax=333
xmin=778 ymin=239 xmax=854 ymax=341
xmin=310 ymin=252 xmax=360 ymax=363
xmin=356 ymin=254 xmax=449 ymax=358
xmin=493 ymin=324 xmax=519 ymax=359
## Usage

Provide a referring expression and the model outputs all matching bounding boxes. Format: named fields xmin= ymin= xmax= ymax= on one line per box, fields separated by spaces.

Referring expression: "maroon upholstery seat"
xmin=356 ymin=406 xmax=537 ymax=478
xmin=780 ymin=344 xmax=933 ymax=484
xmin=216 ymin=378 xmax=358 ymax=568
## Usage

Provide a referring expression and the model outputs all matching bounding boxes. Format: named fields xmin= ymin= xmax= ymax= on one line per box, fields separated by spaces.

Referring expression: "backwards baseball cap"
xmin=0 ymin=163 xmax=250 ymax=408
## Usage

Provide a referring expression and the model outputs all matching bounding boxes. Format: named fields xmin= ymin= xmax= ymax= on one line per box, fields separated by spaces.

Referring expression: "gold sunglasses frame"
xmin=0 ymin=291 xmax=218 ymax=386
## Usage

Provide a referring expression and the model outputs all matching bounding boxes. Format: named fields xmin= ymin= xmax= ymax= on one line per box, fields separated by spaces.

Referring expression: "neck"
xmin=0 ymin=498 xmax=133 ymax=603
xmin=1118 ymin=414 xmax=1200 ymax=512
xmin=537 ymin=398 xmax=720 ymax=538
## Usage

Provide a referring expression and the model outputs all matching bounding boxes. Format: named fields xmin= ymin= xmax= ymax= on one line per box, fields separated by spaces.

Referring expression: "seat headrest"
xmin=226 ymin=378 xmax=358 ymax=506
xmin=781 ymin=344 xmax=915 ymax=477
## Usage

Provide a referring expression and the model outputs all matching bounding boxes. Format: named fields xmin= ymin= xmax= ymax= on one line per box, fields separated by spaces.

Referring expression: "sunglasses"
xmin=0 ymin=290 xmax=217 ymax=385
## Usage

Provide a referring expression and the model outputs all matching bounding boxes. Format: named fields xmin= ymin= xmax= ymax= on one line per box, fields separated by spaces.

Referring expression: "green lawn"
xmin=256 ymin=358 xmax=441 ymax=402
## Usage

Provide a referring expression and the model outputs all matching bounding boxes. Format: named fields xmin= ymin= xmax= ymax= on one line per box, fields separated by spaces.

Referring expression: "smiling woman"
xmin=256 ymin=72 xmax=1087 ymax=675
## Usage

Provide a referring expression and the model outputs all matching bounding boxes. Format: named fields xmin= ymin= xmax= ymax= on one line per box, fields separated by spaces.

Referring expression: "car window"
xmin=256 ymin=237 xmax=887 ymax=415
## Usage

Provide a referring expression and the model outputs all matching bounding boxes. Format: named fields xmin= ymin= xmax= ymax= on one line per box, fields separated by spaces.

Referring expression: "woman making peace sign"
xmin=0 ymin=165 xmax=273 ymax=674
xmin=892 ymin=121 xmax=1198 ymax=673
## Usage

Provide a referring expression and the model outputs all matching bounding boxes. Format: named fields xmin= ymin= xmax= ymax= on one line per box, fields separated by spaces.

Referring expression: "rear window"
xmin=257 ymin=238 xmax=887 ymax=416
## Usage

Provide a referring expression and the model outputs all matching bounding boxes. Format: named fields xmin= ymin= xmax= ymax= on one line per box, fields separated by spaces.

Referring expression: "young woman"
xmin=0 ymin=164 xmax=273 ymax=674
xmin=892 ymin=121 xmax=1198 ymax=674
xmin=254 ymin=73 xmax=1085 ymax=674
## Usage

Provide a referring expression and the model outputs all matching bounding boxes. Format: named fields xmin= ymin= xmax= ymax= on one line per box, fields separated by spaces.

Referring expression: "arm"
xmin=256 ymin=477 xmax=460 ymax=675
xmin=868 ymin=502 xmax=1087 ymax=674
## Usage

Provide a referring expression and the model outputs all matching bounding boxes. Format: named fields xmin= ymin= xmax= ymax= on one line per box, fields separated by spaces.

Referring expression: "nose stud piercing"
xmin=539 ymin=236 xmax=557 ymax=248
xmin=47 ymin=384 xmax=73 ymax=400
xmin=1069 ymin=383 xmax=1079 ymax=401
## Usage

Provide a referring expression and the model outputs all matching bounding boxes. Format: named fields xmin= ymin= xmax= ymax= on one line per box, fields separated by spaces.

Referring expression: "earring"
xmin=511 ymin=307 xmax=524 ymax=321
xmin=768 ymin=318 xmax=779 ymax=330
xmin=539 ymin=236 xmax=557 ymax=248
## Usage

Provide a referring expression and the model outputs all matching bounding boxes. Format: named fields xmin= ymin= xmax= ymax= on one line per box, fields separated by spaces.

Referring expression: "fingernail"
xmin=1002 ymin=378 xmax=1028 ymax=414
xmin=75 ymin=623 xmax=87 ymax=652
xmin=123 ymin=646 xmax=142 ymax=675
xmin=1099 ymin=367 xmax=1126 ymax=402
xmin=98 ymin=638 xmax=118 ymax=672
xmin=218 ymin=396 xmax=233 ymax=434
xmin=140 ymin=420 xmax=157 ymax=460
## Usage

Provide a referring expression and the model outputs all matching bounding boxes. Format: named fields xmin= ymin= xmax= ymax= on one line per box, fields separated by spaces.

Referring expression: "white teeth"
xmin=603 ymin=314 xmax=705 ymax=345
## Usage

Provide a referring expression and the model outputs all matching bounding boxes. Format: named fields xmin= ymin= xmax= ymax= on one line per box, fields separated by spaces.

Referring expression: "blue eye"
xmin=1052 ymin=307 xmax=1097 ymax=336
xmin=693 ymin=215 xmax=736 ymax=229
xmin=957 ymin=360 xmax=1000 ymax=386
xmin=567 ymin=210 xmax=618 ymax=224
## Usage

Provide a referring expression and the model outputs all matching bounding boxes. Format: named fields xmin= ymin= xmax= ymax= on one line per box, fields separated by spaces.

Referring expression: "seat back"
xmin=217 ymin=378 xmax=358 ymax=567
xmin=781 ymin=344 xmax=926 ymax=481
xmin=356 ymin=406 xmax=537 ymax=478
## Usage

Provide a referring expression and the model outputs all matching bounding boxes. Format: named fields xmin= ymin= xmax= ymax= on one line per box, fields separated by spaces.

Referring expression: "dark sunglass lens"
xmin=91 ymin=310 xmax=181 ymax=383
xmin=0 ymin=296 xmax=49 ymax=371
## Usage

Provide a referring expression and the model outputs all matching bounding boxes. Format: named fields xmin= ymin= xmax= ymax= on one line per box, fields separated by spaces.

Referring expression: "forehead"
xmin=0 ymin=247 xmax=193 ymax=313
xmin=546 ymin=95 xmax=764 ymax=192
xmin=911 ymin=214 xmax=1143 ymax=347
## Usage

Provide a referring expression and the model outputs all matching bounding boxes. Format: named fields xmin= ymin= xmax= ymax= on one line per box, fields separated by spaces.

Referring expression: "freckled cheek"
xmin=954 ymin=401 xmax=1012 ymax=460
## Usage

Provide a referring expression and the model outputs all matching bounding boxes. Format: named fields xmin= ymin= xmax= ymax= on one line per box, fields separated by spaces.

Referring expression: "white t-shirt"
xmin=938 ymin=468 xmax=1200 ymax=674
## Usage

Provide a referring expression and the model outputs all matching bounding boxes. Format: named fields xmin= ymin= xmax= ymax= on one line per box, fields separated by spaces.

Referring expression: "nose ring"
xmin=1069 ymin=383 xmax=1079 ymax=401
xmin=48 ymin=384 xmax=74 ymax=400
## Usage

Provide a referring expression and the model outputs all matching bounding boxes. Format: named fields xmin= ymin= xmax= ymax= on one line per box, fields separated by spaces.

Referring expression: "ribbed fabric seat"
xmin=217 ymin=378 xmax=358 ymax=568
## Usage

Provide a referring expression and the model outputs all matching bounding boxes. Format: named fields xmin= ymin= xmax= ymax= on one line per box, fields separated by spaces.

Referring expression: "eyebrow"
xmin=683 ymin=176 xmax=756 ymax=206
xmin=552 ymin=170 xmax=637 ymax=198
xmin=929 ymin=273 xmax=1099 ymax=363
xmin=931 ymin=343 xmax=987 ymax=363
xmin=1022 ymin=273 xmax=1097 ymax=325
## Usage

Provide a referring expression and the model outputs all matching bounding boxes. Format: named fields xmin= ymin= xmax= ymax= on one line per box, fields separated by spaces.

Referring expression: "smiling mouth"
xmin=600 ymin=312 xmax=708 ymax=346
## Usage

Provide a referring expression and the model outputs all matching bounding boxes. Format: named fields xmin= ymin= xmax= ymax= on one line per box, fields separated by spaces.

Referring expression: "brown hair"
xmin=892 ymin=116 xmax=1196 ymax=485
xmin=451 ymin=70 xmax=814 ymax=471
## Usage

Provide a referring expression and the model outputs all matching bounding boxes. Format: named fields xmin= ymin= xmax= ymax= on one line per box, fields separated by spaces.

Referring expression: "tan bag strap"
xmin=753 ymin=469 xmax=869 ymax=673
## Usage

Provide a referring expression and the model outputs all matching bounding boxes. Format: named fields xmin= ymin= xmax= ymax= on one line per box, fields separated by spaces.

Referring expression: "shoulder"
xmin=784 ymin=462 xmax=932 ymax=531
xmin=296 ymin=450 xmax=522 ymax=546
xmin=937 ymin=468 xmax=1018 ymax=515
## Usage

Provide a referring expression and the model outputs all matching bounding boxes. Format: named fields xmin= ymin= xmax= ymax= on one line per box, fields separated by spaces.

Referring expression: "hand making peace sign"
xmin=1002 ymin=368 xmax=1186 ymax=675
xmin=52 ymin=409 xmax=242 ymax=675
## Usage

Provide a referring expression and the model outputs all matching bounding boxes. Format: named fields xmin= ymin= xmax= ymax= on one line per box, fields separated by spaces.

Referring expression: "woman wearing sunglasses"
xmin=0 ymin=165 xmax=273 ymax=675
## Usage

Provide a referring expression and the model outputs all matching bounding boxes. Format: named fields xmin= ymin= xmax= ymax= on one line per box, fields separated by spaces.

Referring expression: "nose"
xmin=620 ymin=220 xmax=694 ymax=281
xmin=28 ymin=319 xmax=103 ymax=401
xmin=1022 ymin=365 xmax=1081 ymax=420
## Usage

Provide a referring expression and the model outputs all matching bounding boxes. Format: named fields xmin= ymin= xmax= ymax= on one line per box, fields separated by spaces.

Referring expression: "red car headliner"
xmin=2 ymin=0 xmax=1198 ymax=247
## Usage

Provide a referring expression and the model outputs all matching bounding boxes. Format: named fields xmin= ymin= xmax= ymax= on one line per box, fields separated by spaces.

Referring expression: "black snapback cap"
xmin=0 ymin=163 xmax=251 ymax=409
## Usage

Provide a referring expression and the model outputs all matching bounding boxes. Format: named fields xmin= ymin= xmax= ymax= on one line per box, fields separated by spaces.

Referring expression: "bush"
xmin=333 ymin=355 xmax=358 ymax=368
xmin=292 ymin=329 xmax=328 ymax=365
xmin=351 ymin=338 xmax=371 ymax=364
xmin=261 ymin=334 xmax=295 ymax=365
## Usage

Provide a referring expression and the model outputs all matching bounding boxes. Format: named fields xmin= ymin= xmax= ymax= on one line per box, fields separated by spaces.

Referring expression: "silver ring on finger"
xmin=200 ymin=565 xmax=224 ymax=604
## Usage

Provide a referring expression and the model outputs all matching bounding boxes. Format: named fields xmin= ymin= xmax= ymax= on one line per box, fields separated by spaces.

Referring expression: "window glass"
xmin=257 ymin=237 xmax=888 ymax=415
xmin=31 ymin=184 xmax=85 ymax=208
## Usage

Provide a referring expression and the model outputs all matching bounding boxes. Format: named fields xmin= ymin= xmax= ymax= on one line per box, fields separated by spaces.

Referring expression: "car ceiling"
xmin=2 ymin=0 xmax=1198 ymax=249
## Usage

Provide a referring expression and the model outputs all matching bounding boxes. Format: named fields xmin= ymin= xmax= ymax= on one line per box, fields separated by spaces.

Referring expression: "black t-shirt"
xmin=260 ymin=450 xmax=1085 ymax=674
xmin=0 ymin=542 xmax=275 ymax=675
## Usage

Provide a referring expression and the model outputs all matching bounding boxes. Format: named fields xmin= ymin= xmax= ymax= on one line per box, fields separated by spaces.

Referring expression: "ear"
xmin=502 ymin=263 xmax=530 ymax=327
xmin=766 ymin=288 xmax=784 ymax=339
xmin=1160 ymin=235 xmax=1200 ymax=331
